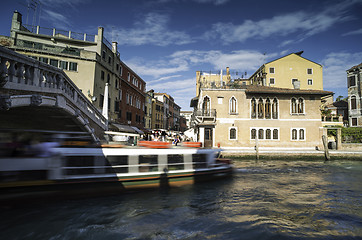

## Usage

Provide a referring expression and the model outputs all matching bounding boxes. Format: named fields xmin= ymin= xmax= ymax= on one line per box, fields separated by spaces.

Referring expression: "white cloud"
xmin=205 ymin=0 xmax=358 ymax=44
xmin=321 ymin=51 xmax=362 ymax=88
xmin=127 ymin=49 xmax=268 ymax=78
xmin=149 ymin=77 xmax=196 ymax=110
xmin=342 ymin=28 xmax=362 ymax=36
xmin=110 ymin=12 xmax=193 ymax=46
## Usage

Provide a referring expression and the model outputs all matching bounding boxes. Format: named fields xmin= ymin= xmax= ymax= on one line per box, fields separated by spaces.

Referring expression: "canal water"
xmin=1 ymin=160 xmax=362 ymax=240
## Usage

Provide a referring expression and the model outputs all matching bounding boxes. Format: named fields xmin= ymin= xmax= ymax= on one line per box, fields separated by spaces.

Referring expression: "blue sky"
xmin=1 ymin=0 xmax=362 ymax=110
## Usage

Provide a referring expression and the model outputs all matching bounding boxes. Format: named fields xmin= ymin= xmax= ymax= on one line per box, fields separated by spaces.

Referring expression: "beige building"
xmin=153 ymin=92 xmax=181 ymax=131
xmin=3 ymin=11 xmax=146 ymax=130
xmin=191 ymin=52 xmax=335 ymax=149
xmin=249 ymin=51 xmax=323 ymax=90
xmin=192 ymin=86 xmax=333 ymax=149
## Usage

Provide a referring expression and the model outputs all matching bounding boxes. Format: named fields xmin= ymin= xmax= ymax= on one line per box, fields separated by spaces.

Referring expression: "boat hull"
xmin=0 ymin=166 xmax=233 ymax=205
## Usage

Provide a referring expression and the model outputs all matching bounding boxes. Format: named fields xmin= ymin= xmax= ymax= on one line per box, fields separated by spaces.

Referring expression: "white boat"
xmin=0 ymin=144 xmax=233 ymax=204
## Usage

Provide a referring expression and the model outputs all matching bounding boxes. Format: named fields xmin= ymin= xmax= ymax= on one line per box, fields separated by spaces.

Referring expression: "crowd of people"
xmin=141 ymin=130 xmax=191 ymax=146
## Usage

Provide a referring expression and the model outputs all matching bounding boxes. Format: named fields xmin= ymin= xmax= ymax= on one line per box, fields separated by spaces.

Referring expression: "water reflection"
xmin=1 ymin=160 xmax=361 ymax=240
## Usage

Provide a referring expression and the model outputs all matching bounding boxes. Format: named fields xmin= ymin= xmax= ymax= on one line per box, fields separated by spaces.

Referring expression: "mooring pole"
xmin=322 ymin=135 xmax=330 ymax=161
xmin=255 ymin=134 xmax=259 ymax=160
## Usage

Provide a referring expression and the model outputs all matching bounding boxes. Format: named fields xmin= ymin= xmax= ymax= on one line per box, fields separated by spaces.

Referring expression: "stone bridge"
xmin=0 ymin=45 xmax=107 ymax=142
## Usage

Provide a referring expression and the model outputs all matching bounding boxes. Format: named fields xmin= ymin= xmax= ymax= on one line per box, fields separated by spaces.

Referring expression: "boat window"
xmin=192 ymin=154 xmax=207 ymax=169
xmin=139 ymin=155 xmax=158 ymax=172
xmin=167 ymin=154 xmax=184 ymax=170
xmin=64 ymin=156 xmax=95 ymax=175
xmin=107 ymin=156 xmax=128 ymax=173
xmin=65 ymin=156 xmax=94 ymax=167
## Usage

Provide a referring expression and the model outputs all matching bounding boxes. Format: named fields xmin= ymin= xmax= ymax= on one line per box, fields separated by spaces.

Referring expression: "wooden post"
xmin=322 ymin=135 xmax=330 ymax=161
xmin=336 ymin=128 xmax=342 ymax=150
xmin=255 ymin=133 xmax=259 ymax=160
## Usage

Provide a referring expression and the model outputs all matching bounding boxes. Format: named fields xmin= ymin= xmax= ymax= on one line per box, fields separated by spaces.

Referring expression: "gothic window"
xmin=272 ymin=98 xmax=278 ymax=119
xmin=298 ymin=98 xmax=304 ymax=113
xmin=265 ymin=98 xmax=271 ymax=119
xmin=251 ymin=98 xmax=256 ymax=119
xmin=202 ymin=96 xmax=210 ymax=115
xmin=291 ymin=98 xmax=297 ymax=114
xmin=258 ymin=98 xmax=264 ymax=118
xmin=230 ymin=97 xmax=237 ymax=114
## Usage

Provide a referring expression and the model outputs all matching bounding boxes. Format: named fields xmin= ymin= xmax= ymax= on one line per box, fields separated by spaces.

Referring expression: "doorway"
xmin=204 ymin=128 xmax=213 ymax=148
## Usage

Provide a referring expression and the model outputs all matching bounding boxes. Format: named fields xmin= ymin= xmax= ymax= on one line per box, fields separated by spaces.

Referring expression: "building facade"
xmin=152 ymin=98 xmax=164 ymax=129
xmin=153 ymin=93 xmax=180 ymax=131
xmin=249 ymin=51 xmax=323 ymax=90
xmin=191 ymin=52 xmax=335 ymax=149
xmin=347 ymin=63 xmax=362 ymax=127
xmin=193 ymin=86 xmax=332 ymax=149
xmin=180 ymin=110 xmax=193 ymax=129
xmin=144 ymin=90 xmax=154 ymax=130
xmin=4 ymin=11 xmax=146 ymax=130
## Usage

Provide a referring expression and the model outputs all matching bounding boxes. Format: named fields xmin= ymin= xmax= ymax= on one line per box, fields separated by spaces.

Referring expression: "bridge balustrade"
xmin=0 ymin=45 xmax=107 ymax=140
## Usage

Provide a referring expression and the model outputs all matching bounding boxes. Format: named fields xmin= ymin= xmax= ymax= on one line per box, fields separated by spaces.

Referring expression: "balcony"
xmin=322 ymin=115 xmax=344 ymax=127
xmin=193 ymin=109 xmax=216 ymax=124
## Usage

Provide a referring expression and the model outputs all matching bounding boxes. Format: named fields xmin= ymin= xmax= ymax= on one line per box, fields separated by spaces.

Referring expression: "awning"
xmin=131 ymin=126 xmax=144 ymax=134
xmin=111 ymin=124 xmax=138 ymax=134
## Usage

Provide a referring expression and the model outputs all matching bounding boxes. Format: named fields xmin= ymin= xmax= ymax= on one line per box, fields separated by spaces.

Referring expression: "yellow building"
xmin=152 ymin=98 xmax=164 ymax=129
xmin=249 ymin=51 xmax=323 ymax=90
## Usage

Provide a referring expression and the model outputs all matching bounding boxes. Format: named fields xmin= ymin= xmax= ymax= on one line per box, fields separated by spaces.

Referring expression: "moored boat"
xmin=0 ymin=145 xmax=233 ymax=204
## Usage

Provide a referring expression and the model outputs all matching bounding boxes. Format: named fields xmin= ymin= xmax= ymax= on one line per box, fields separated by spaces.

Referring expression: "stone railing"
xmin=322 ymin=115 xmax=343 ymax=122
xmin=194 ymin=109 xmax=216 ymax=118
xmin=23 ymin=24 xmax=96 ymax=42
xmin=0 ymin=45 xmax=107 ymax=131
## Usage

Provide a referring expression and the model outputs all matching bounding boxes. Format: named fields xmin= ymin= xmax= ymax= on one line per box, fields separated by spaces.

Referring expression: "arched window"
xmin=291 ymin=98 xmax=297 ymax=114
xmin=258 ymin=129 xmax=264 ymax=139
xmin=265 ymin=98 xmax=271 ymax=119
xmin=230 ymin=128 xmax=237 ymax=140
xmin=292 ymin=129 xmax=298 ymax=140
xmin=273 ymin=129 xmax=278 ymax=139
xmin=251 ymin=98 xmax=256 ymax=119
xmin=272 ymin=98 xmax=278 ymax=119
xmin=258 ymin=98 xmax=264 ymax=118
xmin=298 ymin=98 xmax=304 ymax=113
xmin=251 ymin=129 xmax=256 ymax=139
xmin=202 ymin=96 xmax=210 ymax=116
xmin=266 ymin=129 xmax=271 ymax=139
xmin=299 ymin=129 xmax=305 ymax=140
xmin=230 ymin=97 xmax=237 ymax=114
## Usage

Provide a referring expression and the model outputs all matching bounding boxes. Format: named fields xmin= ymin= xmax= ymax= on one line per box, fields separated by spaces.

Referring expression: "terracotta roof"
xmin=243 ymin=85 xmax=333 ymax=96
xmin=325 ymin=100 xmax=348 ymax=108
xmin=265 ymin=52 xmax=322 ymax=67
xmin=347 ymin=63 xmax=362 ymax=71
